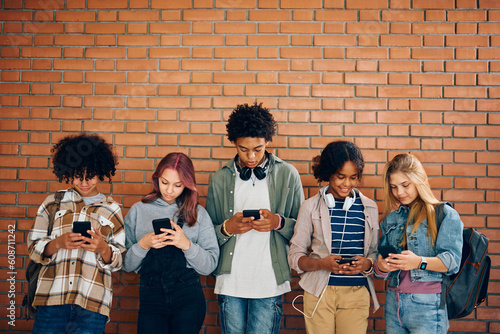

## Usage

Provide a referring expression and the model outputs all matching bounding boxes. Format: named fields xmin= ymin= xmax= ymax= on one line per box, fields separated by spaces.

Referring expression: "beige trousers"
xmin=303 ymin=285 xmax=370 ymax=334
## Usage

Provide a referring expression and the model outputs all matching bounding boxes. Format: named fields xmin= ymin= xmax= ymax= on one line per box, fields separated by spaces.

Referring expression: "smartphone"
xmin=73 ymin=221 xmax=92 ymax=240
xmin=243 ymin=209 xmax=261 ymax=220
xmin=336 ymin=257 xmax=358 ymax=264
xmin=152 ymin=218 xmax=172 ymax=235
xmin=378 ymin=245 xmax=398 ymax=258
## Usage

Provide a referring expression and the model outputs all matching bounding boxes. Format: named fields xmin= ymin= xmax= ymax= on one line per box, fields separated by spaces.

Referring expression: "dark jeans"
xmin=137 ymin=270 xmax=206 ymax=334
xmin=32 ymin=304 xmax=107 ymax=334
xmin=137 ymin=238 xmax=206 ymax=334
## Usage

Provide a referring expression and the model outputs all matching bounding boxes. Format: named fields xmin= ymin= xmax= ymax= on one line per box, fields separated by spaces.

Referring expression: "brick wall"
xmin=0 ymin=0 xmax=499 ymax=332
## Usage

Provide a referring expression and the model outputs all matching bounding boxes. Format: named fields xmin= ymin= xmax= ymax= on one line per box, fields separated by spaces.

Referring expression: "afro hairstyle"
xmin=51 ymin=133 xmax=118 ymax=183
xmin=312 ymin=140 xmax=364 ymax=182
xmin=226 ymin=102 xmax=276 ymax=143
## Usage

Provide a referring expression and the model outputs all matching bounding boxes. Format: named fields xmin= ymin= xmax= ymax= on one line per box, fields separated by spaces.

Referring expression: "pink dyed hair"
xmin=142 ymin=152 xmax=198 ymax=227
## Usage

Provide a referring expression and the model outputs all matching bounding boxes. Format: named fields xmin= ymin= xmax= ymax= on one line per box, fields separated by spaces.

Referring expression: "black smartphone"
xmin=73 ymin=221 xmax=92 ymax=239
xmin=378 ymin=245 xmax=398 ymax=258
xmin=243 ymin=209 xmax=261 ymax=220
xmin=152 ymin=218 xmax=172 ymax=235
xmin=336 ymin=257 xmax=358 ymax=264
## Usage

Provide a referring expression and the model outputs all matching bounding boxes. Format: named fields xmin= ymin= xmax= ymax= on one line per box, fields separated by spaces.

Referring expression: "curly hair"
xmin=312 ymin=140 xmax=364 ymax=182
xmin=226 ymin=103 xmax=276 ymax=142
xmin=51 ymin=133 xmax=118 ymax=183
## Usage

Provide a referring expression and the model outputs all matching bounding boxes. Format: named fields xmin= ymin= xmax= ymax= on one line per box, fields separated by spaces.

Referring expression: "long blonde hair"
xmin=382 ymin=154 xmax=440 ymax=246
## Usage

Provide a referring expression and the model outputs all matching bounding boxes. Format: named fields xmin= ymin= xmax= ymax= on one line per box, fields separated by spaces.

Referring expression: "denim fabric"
xmin=137 ymin=239 xmax=206 ymax=334
xmin=218 ymin=294 xmax=283 ymax=334
xmin=32 ymin=304 xmax=107 ymax=334
xmin=385 ymin=290 xmax=448 ymax=334
xmin=379 ymin=204 xmax=463 ymax=287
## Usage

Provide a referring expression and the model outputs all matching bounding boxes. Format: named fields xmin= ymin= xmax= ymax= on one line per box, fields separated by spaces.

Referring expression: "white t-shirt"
xmin=214 ymin=160 xmax=291 ymax=298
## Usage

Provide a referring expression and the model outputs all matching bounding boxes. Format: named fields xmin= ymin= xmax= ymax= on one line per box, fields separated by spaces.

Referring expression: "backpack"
xmin=436 ymin=202 xmax=491 ymax=319
xmin=22 ymin=192 xmax=63 ymax=320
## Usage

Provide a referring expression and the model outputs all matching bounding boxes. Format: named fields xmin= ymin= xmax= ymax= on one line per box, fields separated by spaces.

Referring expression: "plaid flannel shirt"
xmin=27 ymin=188 xmax=126 ymax=319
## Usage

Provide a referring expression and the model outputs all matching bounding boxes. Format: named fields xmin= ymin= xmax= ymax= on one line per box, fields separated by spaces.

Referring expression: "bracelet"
xmin=222 ymin=219 xmax=233 ymax=237
xmin=362 ymin=258 xmax=374 ymax=275
xmin=274 ymin=214 xmax=282 ymax=230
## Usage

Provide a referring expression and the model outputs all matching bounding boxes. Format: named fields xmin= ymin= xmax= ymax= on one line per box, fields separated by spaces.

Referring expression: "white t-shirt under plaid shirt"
xmin=28 ymin=188 xmax=126 ymax=319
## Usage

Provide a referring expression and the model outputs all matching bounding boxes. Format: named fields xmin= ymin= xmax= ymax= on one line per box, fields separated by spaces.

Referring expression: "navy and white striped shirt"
xmin=328 ymin=195 xmax=367 ymax=286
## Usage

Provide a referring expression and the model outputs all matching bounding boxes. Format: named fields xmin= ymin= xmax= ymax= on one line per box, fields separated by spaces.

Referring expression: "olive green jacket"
xmin=206 ymin=153 xmax=304 ymax=285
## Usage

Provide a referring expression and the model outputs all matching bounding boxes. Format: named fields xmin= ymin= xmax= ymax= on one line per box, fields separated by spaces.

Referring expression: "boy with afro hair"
xmin=207 ymin=103 xmax=304 ymax=334
xmin=27 ymin=133 xmax=126 ymax=333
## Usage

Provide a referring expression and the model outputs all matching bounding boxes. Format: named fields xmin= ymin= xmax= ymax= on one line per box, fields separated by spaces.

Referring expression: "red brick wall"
xmin=1 ymin=0 xmax=499 ymax=333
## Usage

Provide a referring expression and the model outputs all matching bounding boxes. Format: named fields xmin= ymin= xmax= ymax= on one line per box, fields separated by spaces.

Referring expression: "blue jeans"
xmin=32 ymin=304 xmax=107 ymax=334
xmin=218 ymin=294 xmax=283 ymax=334
xmin=385 ymin=290 xmax=449 ymax=334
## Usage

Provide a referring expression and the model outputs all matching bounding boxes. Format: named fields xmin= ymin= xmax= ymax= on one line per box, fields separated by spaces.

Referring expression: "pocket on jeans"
xmin=410 ymin=293 xmax=439 ymax=306
xmin=273 ymin=298 xmax=283 ymax=316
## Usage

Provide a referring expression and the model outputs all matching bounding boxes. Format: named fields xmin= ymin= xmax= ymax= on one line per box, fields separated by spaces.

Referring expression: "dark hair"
xmin=312 ymin=141 xmax=364 ymax=182
xmin=142 ymin=152 xmax=198 ymax=227
xmin=226 ymin=102 xmax=276 ymax=142
xmin=51 ymin=133 xmax=117 ymax=183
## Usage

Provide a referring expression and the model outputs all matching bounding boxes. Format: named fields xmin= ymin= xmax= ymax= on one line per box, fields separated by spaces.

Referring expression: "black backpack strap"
xmin=478 ymin=256 xmax=491 ymax=305
xmin=47 ymin=191 xmax=63 ymax=236
xmin=22 ymin=191 xmax=64 ymax=320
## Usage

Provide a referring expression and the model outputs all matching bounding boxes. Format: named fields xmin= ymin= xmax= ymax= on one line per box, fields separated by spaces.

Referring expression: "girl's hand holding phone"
xmin=384 ymin=250 xmax=422 ymax=271
xmin=163 ymin=221 xmax=191 ymax=251
xmin=139 ymin=230 xmax=170 ymax=250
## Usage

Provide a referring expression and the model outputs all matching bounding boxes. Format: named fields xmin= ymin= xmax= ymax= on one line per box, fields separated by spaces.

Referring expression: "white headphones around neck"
xmin=323 ymin=187 xmax=356 ymax=211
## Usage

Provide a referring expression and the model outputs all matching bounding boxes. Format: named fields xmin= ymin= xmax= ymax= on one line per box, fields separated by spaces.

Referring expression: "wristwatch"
xmin=419 ymin=257 xmax=428 ymax=270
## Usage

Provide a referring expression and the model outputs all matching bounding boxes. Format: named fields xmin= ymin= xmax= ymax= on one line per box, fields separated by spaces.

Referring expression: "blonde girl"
xmin=375 ymin=153 xmax=463 ymax=334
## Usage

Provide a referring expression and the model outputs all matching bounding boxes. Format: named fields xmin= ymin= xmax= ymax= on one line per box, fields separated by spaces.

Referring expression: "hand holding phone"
xmin=378 ymin=245 xmax=398 ymax=258
xmin=152 ymin=218 xmax=172 ymax=235
xmin=242 ymin=209 xmax=261 ymax=220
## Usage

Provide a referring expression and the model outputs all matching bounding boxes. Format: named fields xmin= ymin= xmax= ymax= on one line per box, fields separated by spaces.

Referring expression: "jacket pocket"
xmin=90 ymin=212 xmax=113 ymax=237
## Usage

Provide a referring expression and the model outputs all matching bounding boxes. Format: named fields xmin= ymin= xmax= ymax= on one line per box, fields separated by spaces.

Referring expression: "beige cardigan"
xmin=288 ymin=187 xmax=380 ymax=312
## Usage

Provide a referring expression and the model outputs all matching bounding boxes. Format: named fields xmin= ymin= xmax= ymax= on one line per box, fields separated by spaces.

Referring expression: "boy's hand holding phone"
xmin=223 ymin=212 xmax=255 ymax=236
xmin=249 ymin=209 xmax=280 ymax=232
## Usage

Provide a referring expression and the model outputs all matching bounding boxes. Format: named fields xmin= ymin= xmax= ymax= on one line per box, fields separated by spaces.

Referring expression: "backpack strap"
xmin=47 ymin=191 xmax=64 ymax=236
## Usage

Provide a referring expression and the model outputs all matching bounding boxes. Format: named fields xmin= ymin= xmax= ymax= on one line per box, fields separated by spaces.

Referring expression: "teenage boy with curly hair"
xmin=27 ymin=133 xmax=126 ymax=334
xmin=206 ymin=103 xmax=304 ymax=334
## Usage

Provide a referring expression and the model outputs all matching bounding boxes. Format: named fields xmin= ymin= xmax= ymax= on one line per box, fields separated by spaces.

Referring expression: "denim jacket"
xmin=378 ymin=203 xmax=463 ymax=287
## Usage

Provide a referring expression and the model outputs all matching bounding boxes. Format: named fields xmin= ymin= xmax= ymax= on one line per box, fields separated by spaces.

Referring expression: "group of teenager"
xmin=27 ymin=102 xmax=463 ymax=334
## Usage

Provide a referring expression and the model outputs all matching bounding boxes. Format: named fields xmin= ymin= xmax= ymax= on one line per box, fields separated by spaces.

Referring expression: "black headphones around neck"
xmin=235 ymin=152 xmax=270 ymax=181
